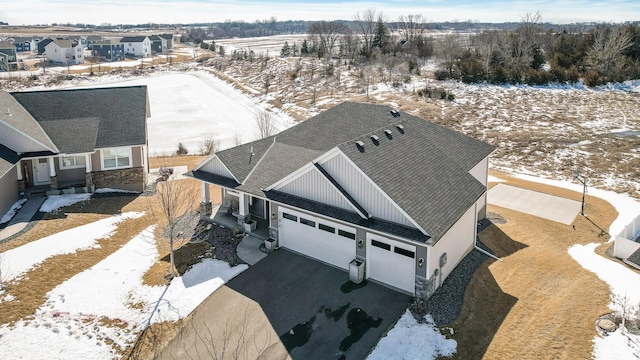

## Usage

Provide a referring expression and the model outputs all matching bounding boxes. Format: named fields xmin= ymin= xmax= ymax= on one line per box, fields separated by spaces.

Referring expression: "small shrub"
xmin=176 ymin=142 xmax=188 ymax=156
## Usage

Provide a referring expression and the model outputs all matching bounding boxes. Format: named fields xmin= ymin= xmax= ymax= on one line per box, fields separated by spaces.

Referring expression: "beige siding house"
xmin=0 ymin=86 xmax=150 ymax=218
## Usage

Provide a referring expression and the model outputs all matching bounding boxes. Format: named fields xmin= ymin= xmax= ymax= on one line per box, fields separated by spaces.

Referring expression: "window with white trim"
xmin=59 ymin=155 xmax=86 ymax=169
xmin=102 ymin=147 xmax=132 ymax=169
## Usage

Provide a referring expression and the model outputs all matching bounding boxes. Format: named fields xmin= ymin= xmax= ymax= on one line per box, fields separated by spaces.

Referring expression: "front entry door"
xmin=33 ymin=158 xmax=51 ymax=185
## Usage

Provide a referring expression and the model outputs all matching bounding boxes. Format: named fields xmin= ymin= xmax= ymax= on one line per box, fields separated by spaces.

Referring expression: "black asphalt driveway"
xmin=226 ymin=249 xmax=410 ymax=360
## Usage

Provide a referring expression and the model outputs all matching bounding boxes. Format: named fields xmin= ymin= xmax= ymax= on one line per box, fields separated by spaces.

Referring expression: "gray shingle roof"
xmin=0 ymin=41 xmax=16 ymax=50
xmin=50 ymin=40 xmax=77 ymax=48
xmin=0 ymin=143 xmax=19 ymax=178
xmin=120 ymin=36 xmax=148 ymax=43
xmin=194 ymin=102 xmax=495 ymax=243
xmin=0 ymin=92 xmax=58 ymax=152
xmin=11 ymin=86 xmax=148 ymax=152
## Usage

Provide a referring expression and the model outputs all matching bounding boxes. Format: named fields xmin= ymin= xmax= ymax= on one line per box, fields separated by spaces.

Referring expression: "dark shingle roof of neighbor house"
xmin=195 ymin=102 xmax=495 ymax=243
xmin=120 ymin=36 xmax=148 ymax=43
xmin=626 ymin=247 xmax=640 ymax=269
xmin=0 ymin=143 xmax=20 ymax=178
xmin=0 ymin=41 xmax=16 ymax=49
xmin=11 ymin=86 xmax=148 ymax=152
xmin=50 ymin=40 xmax=77 ymax=48
xmin=159 ymin=34 xmax=173 ymax=40
xmin=0 ymin=92 xmax=58 ymax=152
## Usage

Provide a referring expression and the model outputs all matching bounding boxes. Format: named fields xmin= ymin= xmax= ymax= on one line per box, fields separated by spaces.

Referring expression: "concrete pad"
xmin=488 ymin=183 xmax=581 ymax=225
xmin=0 ymin=196 xmax=46 ymax=241
xmin=237 ymin=235 xmax=268 ymax=265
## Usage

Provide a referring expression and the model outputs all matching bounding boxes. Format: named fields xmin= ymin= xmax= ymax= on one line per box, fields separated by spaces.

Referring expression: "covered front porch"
xmin=16 ymin=154 xmax=95 ymax=197
xmin=200 ymin=184 xmax=272 ymax=240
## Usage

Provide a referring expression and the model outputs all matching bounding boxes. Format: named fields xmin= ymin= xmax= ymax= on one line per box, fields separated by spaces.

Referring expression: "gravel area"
xmin=416 ymin=239 xmax=494 ymax=326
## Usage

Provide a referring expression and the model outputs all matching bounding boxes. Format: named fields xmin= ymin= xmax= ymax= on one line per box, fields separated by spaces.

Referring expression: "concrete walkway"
xmin=0 ymin=196 xmax=46 ymax=242
xmin=237 ymin=234 xmax=268 ymax=265
xmin=488 ymin=184 xmax=582 ymax=225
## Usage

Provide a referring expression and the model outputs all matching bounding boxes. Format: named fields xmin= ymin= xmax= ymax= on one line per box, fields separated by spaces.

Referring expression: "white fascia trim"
xmin=0 ymin=120 xmax=58 ymax=153
xmin=335 ymin=148 xmax=430 ymax=237
xmin=193 ymin=154 xmax=240 ymax=183
xmin=311 ymin=166 xmax=368 ymax=219
xmin=264 ymin=147 xmax=342 ymax=191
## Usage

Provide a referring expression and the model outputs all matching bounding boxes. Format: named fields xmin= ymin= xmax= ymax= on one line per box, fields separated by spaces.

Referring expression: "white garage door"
xmin=279 ymin=209 xmax=356 ymax=270
xmin=367 ymin=234 xmax=416 ymax=294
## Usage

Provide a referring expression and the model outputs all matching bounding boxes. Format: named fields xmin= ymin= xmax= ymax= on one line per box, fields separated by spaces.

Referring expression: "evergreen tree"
xmin=281 ymin=41 xmax=291 ymax=57
xmin=372 ymin=19 xmax=388 ymax=49
xmin=301 ymin=39 xmax=309 ymax=56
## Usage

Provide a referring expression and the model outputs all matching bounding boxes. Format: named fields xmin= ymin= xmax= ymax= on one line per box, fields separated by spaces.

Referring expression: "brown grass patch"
xmin=449 ymin=174 xmax=617 ymax=359
xmin=149 ymin=155 xmax=209 ymax=171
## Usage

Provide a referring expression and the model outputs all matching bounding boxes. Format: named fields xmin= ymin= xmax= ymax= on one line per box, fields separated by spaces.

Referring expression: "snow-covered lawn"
xmin=367 ymin=310 xmax=456 ymax=360
xmin=0 ymin=221 xmax=247 ymax=359
xmin=0 ymin=212 xmax=143 ymax=287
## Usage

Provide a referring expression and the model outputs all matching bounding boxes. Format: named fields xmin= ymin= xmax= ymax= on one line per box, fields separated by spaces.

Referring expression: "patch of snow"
xmin=488 ymin=175 xmax=505 ymax=183
xmin=0 ymin=198 xmax=28 ymax=224
xmin=94 ymin=188 xmax=140 ymax=194
xmin=40 ymin=194 xmax=92 ymax=213
xmin=368 ymin=310 xmax=457 ymax=360
xmin=0 ymin=212 xmax=144 ymax=285
xmin=569 ymin=243 xmax=640 ymax=360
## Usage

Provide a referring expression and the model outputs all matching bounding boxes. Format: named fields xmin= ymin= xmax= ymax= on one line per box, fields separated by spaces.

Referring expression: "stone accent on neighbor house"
xmin=92 ymin=167 xmax=144 ymax=191
xmin=237 ymin=214 xmax=246 ymax=227
xmin=415 ymin=275 xmax=436 ymax=299
xmin=200 ymin=201 xmax=212 ymax=220
xmin=49 ymin=176 xmax=58 ymax=190
xmin=85 ymin=172 xmax=93 ymax=187
xmin=269 ymin=226 xmax=279 ymax=243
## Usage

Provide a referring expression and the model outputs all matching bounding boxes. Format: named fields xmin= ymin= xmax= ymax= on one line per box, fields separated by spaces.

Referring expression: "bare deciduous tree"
xmin=254 ymin=110 xmax=277 ymax=139
xmin=150 ymin=174 xmax=204 ymax=279
xmin=397 ymin=14 xmax=428 ymax=43
xmin=307 ymin=20 xmax=349 ymax=58
xmin=586 ymin=25 xmax=633 ymax=78
xmin=612 ymin=293 xmax=638 ymax=335
xmin=199 ymin=135 xmax=218 ymax=156
xmin=354 ymin=9 xmax=379 ymax=57
xmin=475 ymin=31 xmax=500 ymax=81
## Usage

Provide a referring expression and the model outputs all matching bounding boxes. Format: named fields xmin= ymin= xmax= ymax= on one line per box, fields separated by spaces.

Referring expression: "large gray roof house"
xmin=0 ymin=86 xmax=150 ymax=218
xmin=190 ymin=102 xmax=495 ymax=297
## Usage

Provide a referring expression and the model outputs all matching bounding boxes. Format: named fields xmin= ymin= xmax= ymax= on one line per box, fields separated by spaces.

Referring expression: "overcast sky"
xmin=1 ymin=0 xmax=638 ymax=25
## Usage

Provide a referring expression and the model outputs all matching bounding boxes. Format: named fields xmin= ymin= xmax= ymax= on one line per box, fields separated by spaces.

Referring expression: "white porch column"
xmin=48 ymin=157 xmax=56 ymax=177
xmin=85 ymin=154 xmax=92 ymax=173
xmin=199 ymin=182 xmax=212 ymax=220
xmin=16 ymin=160 xmax=23 ymax=180
xmin=201 ymin=182 xmax=210 ymax=203
xmin=237 ymin=192 xmax=250 ymax=225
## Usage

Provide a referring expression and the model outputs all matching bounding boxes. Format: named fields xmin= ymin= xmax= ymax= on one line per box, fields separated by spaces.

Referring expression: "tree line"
xmin=279 ymin=11 xmax=640 ymax=87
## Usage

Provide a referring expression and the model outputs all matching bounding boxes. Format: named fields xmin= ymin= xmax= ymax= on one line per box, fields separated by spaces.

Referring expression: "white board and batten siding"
xmin=366 ymin=233 xmax=417 ymax=294
xmin=319 ymin=153 xmax=415 ymax=228
xmin=428 ymin=205 xmax=476 ymax=285
xmin=278 ymin=207 xmax=356 ymax=270
xmin=276 ymin=168 xmax=354 ymax=211
xmin=200 ymin=156 xmax=235 ymax=179
xmin=0 ymin=122 xmax=51 ymax=154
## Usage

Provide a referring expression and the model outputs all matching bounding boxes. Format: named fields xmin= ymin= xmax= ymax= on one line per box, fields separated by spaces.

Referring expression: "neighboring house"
xmin=85 ymin=35 xmax=104 ymax=50
xmin=148 ymin=35 xmax=166 ymax=54
xmin=92 ymin=39 xmax=124 ymax=62
xmin=120 ymin=36 xmax=151 ymax=58
xmin=44 ymin=40 xmax=84 ymax=65
xmin=37 ymin=38 xmax=53 ymax=55
xmin=8 ymin=37 xmax=37 ymax=52
xmin=0 ymin=41 xmax=17 ymax=71
xmin=614 ymin=214 xmax=640 ymax=269
xmin=189 ymin=102 xmax=495 ymax=296
xmin=0 ymin=86 xmax=150 ymax=217
xmin=159 ymin=33 xmax=173 ymax=49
